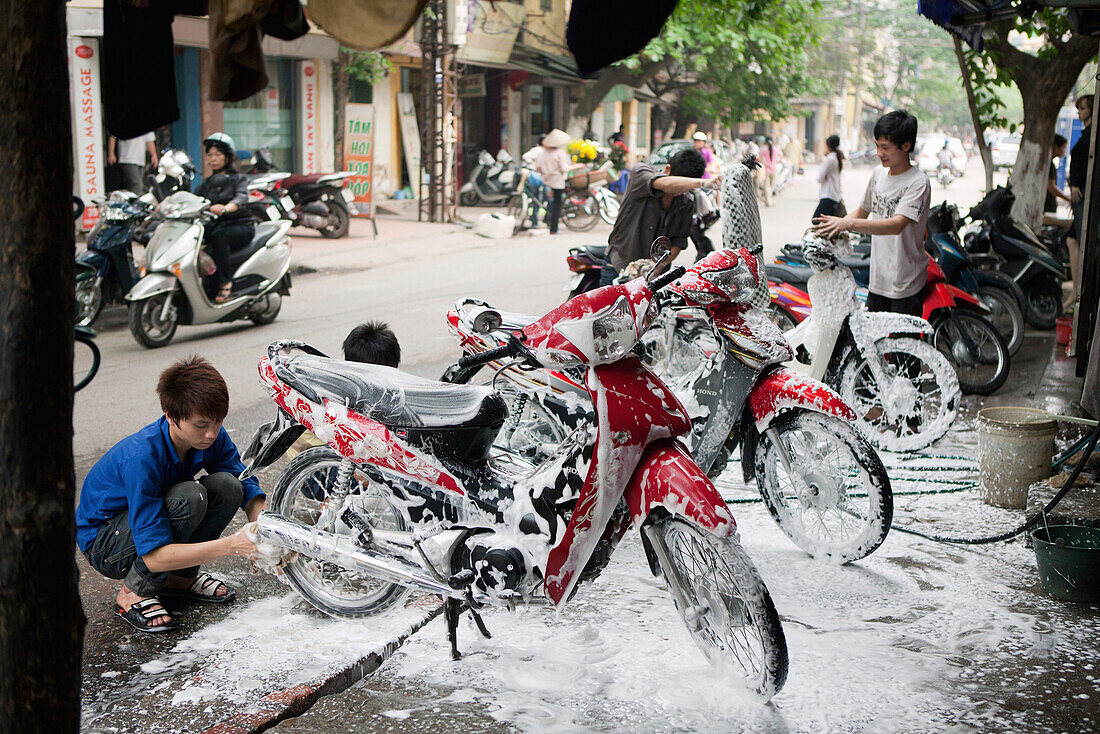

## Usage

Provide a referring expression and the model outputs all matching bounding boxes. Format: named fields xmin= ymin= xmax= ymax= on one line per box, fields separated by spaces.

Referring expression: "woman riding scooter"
xmin=195 ymin=133 xmax=254 ymax=303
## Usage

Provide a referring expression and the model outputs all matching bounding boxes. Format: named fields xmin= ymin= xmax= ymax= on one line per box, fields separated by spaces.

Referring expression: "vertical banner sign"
xmin=397 ymin=92 xmax=422 ymax=196
xmin=344 ymin=104 xmax=374 ymax=218
xmin=299 ymin=60 xmax=319 ymax=173
xmin=68 ymin=38 xmax=103 ymax=231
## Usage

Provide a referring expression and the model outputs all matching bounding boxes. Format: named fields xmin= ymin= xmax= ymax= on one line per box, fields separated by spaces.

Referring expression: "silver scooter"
xmin=125 ymin=191 xmax=292 ymax=348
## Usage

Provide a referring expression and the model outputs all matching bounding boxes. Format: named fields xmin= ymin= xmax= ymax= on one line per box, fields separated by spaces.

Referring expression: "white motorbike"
xmin=126 ymin=191 xmax=292 ymax=348
xmin=769 ymin=236 xmax=960 ymax=452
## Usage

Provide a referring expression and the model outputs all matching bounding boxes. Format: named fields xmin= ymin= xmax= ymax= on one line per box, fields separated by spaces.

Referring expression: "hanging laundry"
xmin=566 ymin=0 xmax=679 ymax=76
xmin=307 ymin=0 xmax=428 ymax=51
xmin=103 ymin=0 xmax=182 ymax=138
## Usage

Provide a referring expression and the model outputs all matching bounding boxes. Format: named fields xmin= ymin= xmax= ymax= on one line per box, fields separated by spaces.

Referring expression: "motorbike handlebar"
xmin=458 ymin=343 xmax=515 ymax=369
xmin=649 ymin=265 xmax=687 ymax=292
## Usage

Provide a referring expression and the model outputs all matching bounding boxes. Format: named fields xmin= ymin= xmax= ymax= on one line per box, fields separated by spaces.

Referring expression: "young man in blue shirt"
xmin=76 ymin=356 xmax=265 ymax=632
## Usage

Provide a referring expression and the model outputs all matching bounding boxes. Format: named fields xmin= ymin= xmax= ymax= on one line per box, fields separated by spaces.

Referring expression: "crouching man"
xmin=76 ymin=356 xmax=264 ymax=633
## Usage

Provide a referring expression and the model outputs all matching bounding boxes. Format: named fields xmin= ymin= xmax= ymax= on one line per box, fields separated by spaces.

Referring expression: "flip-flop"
xmin=214 ymin=284 xmax=233 ymax=304
xmin=162 ymin=572 xmax=237 ymax=604
xmin=116 ymin=597 xmax=178 ymax=633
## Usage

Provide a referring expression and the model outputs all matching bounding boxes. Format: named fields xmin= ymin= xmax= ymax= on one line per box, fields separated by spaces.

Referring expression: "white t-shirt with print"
xmin=859 ymin=165 xmax=931 ymax=299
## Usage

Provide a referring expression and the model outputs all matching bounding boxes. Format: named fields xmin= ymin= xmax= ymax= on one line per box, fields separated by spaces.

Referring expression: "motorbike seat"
xmin=584 ymin=244 xmax=607 ymax=263
xmin=277 ymin=354 xmax=508 ymax=431
xmin=497 ymin=311 xmax=537 ymax=330
xmin=766 ymin=262 xmax=811 ymax=285
xmin=280 ymin=173 xmax=327 ymax=188
xmin=228 ymin=222 xmax=281 ymax=266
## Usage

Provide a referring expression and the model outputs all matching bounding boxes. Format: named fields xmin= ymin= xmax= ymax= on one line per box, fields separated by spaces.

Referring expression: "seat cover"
xmin=584 ymin=244 xmax=607 ymax=262
xmin=766 ymin=262 xmax=811 ymax=285
xmin=228 ymin=222 xmax=280 ymax=266
xmin=278 ymin=355 xmax=506 ymax=429
xmin=281 ymin=173 xmax=326 ymax=188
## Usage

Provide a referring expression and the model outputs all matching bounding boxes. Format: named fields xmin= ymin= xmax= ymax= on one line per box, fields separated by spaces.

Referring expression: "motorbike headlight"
xmin=591 ymin=296 xmax=637 ymax=362
xmin=680 ymin=290 xmax=720 ymax=305
xmin=700 ymin=262 xmax=758 ymax=303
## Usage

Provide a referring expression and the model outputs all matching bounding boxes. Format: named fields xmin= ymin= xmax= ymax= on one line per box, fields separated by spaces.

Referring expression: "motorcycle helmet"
xmin=203 ymin=132 xmax=236 ymax=159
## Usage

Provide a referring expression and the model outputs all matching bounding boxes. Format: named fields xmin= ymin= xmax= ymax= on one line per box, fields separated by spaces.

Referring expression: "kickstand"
xmin=445 ymin=597 xmax=462 ymax=660
xmin=465 ymin=588 xmax=492 ymax=640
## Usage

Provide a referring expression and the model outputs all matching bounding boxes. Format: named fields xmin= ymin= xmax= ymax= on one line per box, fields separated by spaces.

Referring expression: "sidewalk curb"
xmin=200 ymin=603 xmax=444 ymax=734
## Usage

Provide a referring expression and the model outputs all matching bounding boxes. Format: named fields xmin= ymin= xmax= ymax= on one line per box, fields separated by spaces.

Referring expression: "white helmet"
xmin=203 ymin=132 xmax=236 ymax=157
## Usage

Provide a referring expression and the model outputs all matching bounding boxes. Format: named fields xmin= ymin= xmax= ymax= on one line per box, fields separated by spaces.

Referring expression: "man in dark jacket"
xmin=600 ymin=148 xmax=718 ymax=285
xmin=1067 ymin=94 xmax=1092 ymax=311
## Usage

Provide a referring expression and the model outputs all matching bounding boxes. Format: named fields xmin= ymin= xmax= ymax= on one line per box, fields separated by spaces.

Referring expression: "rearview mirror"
xmin=650 ymin=236 xmax=671 ymax=260
xmin=472 ymin=309 xmax=502 ymax=334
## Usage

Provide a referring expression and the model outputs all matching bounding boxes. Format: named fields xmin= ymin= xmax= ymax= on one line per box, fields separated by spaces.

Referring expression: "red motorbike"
xmin=243 ymin=252 xmax=789 ymax=700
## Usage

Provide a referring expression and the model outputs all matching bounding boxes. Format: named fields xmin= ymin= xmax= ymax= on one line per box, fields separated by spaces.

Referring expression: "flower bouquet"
xmin=567 ymin=139 xmax=602 ymax=164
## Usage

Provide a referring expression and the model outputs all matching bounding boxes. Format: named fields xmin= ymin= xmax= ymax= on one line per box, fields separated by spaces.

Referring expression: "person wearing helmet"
xmin=195 ymin=133 xmax=254 ymax=303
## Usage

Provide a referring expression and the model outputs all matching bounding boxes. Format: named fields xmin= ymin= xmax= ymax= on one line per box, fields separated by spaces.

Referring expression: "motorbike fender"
xmin=76 ymin=250 xmax=107 ymax=279
xmin=747 ymin=366 xmax=855 ymax=434
xmin=922 ymin=281 xmax=987 ymax=321
xmin=847 ymin=308 xmax=932 ymax=342
xmin=125 ymin=272 xmax=178 ymax=302
xmin=625 ymin=438 xmax=737 ymax=576
xmin=973 ymin=269 xmax=1025 ymax=306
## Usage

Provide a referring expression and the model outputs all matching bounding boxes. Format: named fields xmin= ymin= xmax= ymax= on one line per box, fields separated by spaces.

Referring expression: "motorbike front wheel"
xmin=653 ymin=518 xmax=788 ymax=700
xmin=320 ymin=200 xmax=350 ymax=239
xmin=837 ymin=336 xmax=959 ymax=453
xmin=597 ymin=191 xmax=620 ymax=225
xmin=272 ymin=447 xmax=411 ymax=619
xmin=562 ymin=193 xmax=600 ymax=231
xmin=459 ymin=189 xmax=479 ymax=206
xmin=128 ymin=292 xmax=179 ymax=349
xmin=932 ymin=310 xmax=1010 ymax=395
xmin=74 ymin=273 xmax=104 ymax=327
xmin=755 ymin=410 xmax=892 ymax=562
xmin=976 ymin=285 xmax=1024 ymax=356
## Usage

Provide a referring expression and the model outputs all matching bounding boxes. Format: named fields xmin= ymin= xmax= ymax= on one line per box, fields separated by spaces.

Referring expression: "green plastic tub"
xmin=1032 ymin=525 xmax=1100 ymax=603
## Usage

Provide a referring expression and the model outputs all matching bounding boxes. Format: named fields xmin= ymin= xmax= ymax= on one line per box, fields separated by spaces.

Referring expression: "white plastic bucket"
xmin=977 ymin=407 xmax=1058 ymax=509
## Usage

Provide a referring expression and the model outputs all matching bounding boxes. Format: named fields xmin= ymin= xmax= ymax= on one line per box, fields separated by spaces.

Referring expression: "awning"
xmin=508 ymin=44 xmax=584 ymax=84
xmin=917 ymin=0 xmax=1005 ymax=50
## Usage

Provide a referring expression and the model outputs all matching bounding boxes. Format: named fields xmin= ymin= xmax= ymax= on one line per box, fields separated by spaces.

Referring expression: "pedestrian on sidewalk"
xmin=1066 ymin=95 xmax=1092 ymax=312
xmin=75 ymin=356 xmax=265 ymax=633
xmin=812 ymin=110 xmax=931 ymax=317
xmin=107 ymin=131 xmax=156 ymax=194
xmin=813 ymin=134 xmax=845 ymax=220
xmin=535 ymin=129 xmax=580 ymax=234
xmin=758 ymin=137 xmax=783 ymax=207
xmin=601 ymin=148 xmax=718 ymax=286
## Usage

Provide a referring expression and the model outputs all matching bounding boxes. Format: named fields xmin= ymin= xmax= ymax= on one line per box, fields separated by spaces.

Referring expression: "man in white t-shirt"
xmin=812 ymin=110 xmax=931 ymax=316
xmin=108 ymin=132 xmax=157 ymax=194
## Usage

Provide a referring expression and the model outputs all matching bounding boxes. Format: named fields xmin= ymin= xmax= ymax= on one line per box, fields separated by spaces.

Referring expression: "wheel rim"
xmin=139 ymin=294 xmax=177 ymax=341
xmin=495 ymin=382 xmax=569 ymax=458
xmin=978 ymin=290 xmax=1021 ymax=352
xmin=761 ymin=416 xmax=883 ymax=557
xmin=934 ymin=313 xmax=1004 ymax=389
xmin=661 ymin=522 xmax=769 ymax=688
xmin=278 ymin=457 xmax=407 ymax=610
xmin=849 ymin=347 xmax=945 ymax=441
xmin=75 ymin=279 xmax=102 ymax=326
xmin=251 ymin=293 xmax=281 ymax=321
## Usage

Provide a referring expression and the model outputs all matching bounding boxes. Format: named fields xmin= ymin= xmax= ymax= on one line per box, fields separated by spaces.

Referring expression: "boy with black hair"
xmin=812 ymin=110 xmax=932 ymax=316
xmin=342 ymin=321 xmax=401 ymax=367
xmin=601 ymin=147 xmax=719 ymax=285
xmin=76 ymin=356 xmax=264 ymax=633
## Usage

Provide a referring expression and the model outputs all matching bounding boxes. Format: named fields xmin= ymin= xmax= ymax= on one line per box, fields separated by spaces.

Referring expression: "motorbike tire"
xmin=73 ymin=330 xmax=100 ymax=392
xmin=754 ymin=410 xmax=892 ymax=563
xmin=932 ymin=310 xmax=1010 ymax=395
xmin=653 ymin=517 xmax=788 ymax=700
xmin=837 ymin=336 xmax=959 ymax=453
xmin=507 ymin=194 xmax=527 ymax=234
xmin=74 ymin=272 xmax=104 ymax=327
xmin=562 ymin=194 xmax=600 ymax=232
xmin=248 ymin=292 xmax=282 ymax=325
xmin=976 ymin=285 xmax=1024 ymax=356
xmin=1024 ymin=277 xmax=1062 ymax=329
xmin=320 ymin=200 xmax=350 ymax=239
xmin=459 ymin=189 xmax=479 ymax=206
xmin=272 ymin=446 xmax=412 ymax=619
xmin=128 ymin=292 xmax=179 ymax=349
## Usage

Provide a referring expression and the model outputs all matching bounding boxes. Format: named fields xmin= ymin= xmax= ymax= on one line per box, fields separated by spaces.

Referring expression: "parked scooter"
xmin=144 ymin=149 xmax=197 ymax=203
xmin=564 ymin=245 xmax=607 ymax=298
xmin=125 ymin=191 xmax=292 ymax=348
xmin=965 ymin=185 xmax=1066 ymax=328
xmin=75 ymin=191 xmax=153 ymax=326
xmin=444 ymin=246 xmax=893 ymax=563
xmin=459 ymin=149 xmax=520 ymax=206
xmin=243 ymin=148 xmax=354 ymax=238
xmin=243 ymin=252 xmax=790 ymax=700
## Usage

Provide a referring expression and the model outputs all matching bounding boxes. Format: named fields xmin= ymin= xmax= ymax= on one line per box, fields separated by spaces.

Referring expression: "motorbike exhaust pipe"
xmin=255 ymin=512 xmax=463 ymax=599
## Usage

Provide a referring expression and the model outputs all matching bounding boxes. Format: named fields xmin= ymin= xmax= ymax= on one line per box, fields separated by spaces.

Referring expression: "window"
xmin=222 ymin=59 xmax=295 ymax=171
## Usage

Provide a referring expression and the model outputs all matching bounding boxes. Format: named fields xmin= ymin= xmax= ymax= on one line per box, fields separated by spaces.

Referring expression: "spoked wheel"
xmin=562 ymin=193 xmax=600 ymax=231
xmin=272 ymin=447 xmax=411 ymax=619
xmin=507 ymin=194 xmax=527 ymax=234
xmin=128 ymin=292 xmax=179 ymax=349
xmin=755 ymin=410 xmax=892 ymax=562
xmin=932 ymin=310 xmax=1010 ymax=395
xmin=977 ymin=286 xmax=1024 ymax=356
xmin=74 ymin=273 xmax=104 ymax=327
xmin=637 ymin=314 xmax=716 ymax=385
xmin=1025 ymin=278 xmax=1061 ymax=329
xmin=652 ymin=518 xmax=788 ymax=700
xmin=493 ymin=381 xmax=571 ymax=460
xmin=837 ymin=336 xmax=959 ymax=453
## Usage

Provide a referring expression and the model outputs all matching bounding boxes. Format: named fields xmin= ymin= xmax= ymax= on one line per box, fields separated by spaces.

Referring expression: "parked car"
xmin=991 ymin=134 xmax=1021 ymax=170
xmin=916 ymin=136 xmax=966 ymax=175
xmin=649 ymin=139 xmax=735 ymax=168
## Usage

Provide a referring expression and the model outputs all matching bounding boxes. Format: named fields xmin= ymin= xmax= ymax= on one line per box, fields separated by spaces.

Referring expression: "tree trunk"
xmin=0 ymin=1 xmax=85 ymax=731
xmin=565 ymin=60 xmax=669 ymax=137
xmin=334 ymin=49 xmax=350 ymax=171
xmin=988 ymin=29 xmax=1098 ymax=226
xmin=955 ymin=37 xmax=994 ymax=193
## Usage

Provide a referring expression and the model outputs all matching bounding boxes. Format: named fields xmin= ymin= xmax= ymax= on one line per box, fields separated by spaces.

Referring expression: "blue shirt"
xmin=75 ymin=416 xmax=264 ymax=555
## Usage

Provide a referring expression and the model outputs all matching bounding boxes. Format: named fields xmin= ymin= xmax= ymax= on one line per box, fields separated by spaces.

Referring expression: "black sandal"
xmin=162 ymin=572 xmax=237 ymax=604
xmin=116 ymin=597 xmax=178 ymax=633
xmin=214 ymin=283 xmax=233 ymax=304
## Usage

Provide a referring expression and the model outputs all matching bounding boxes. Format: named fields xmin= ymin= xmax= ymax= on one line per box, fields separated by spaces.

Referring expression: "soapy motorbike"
xmin=242 ymin=249 xmax=789 ymax=700
xmin=125 ymin=191 xmax=292 ymax=348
